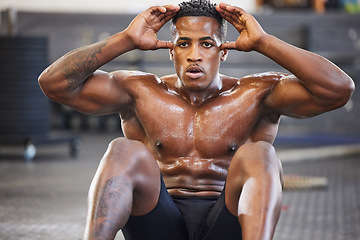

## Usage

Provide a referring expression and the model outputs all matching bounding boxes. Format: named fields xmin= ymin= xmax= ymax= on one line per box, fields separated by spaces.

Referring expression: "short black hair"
xmin=172 ymin=0 xmax=222 ymax=26
xmin=170 ymin=0 xmax=227 ymax=42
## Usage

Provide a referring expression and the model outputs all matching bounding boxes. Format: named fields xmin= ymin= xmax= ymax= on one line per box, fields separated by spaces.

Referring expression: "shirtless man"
xmin=38 ymin=1 xmax=354 ymax=239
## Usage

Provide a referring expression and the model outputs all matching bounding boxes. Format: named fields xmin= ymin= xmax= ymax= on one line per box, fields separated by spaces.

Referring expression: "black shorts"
xmin=122 ymin=177 xmax=242 ymax=240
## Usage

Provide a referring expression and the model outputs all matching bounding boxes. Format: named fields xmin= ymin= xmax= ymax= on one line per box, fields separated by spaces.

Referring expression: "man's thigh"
xmin=122 ymin=178 xmax=188 ymax=240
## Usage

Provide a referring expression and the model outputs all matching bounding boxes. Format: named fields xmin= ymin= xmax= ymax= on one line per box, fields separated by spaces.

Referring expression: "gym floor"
xmin=0 ymin=131 xmax=359 ymax=240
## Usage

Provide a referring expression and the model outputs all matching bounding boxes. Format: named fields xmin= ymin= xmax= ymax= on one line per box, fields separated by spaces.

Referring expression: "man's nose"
xmin=187 ymin=45 xmax=201 ymax=62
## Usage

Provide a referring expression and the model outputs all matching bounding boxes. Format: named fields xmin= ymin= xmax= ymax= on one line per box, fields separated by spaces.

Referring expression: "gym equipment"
xmin=0 ymin=37 xmax=80 ymax=161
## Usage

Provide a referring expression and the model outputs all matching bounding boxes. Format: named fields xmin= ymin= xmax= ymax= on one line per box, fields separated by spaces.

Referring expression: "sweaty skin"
xmin=120 ymin=71 xmax=283 ymax=197
xmin=38 ymin=3 xmax=354 ymax=240
xmin=119 ymin=17 xmax=282 ymax=197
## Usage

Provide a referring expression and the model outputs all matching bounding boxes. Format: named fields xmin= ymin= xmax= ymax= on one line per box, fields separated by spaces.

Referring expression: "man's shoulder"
xmin=112 ymin=70 xmax=166 ymax=87
xmin=241 ymin=71 xmax=288 ymax=82
xmin=218 ymin=72 xmax=286 ymax=93
xmin=121 ymin=71 xmax=178 ymax=86
xmin=236 ymin=71 xmax=288 ymax=88
xmin=113 ymin=70 xmax=158 ymax=80
xmin=160 ymin=74 xmax=178 ymax=83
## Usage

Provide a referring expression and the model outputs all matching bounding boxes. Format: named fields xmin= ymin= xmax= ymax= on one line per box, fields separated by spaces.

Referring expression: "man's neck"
xmin=177 ymin=74 xmax=223 ymax=106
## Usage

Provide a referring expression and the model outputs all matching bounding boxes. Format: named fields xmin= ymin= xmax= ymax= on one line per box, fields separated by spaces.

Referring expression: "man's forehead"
xmin=174 ymin=16 xmax=220 ymax=28
xmin=172 ymin=16 xmax=221 ymax=39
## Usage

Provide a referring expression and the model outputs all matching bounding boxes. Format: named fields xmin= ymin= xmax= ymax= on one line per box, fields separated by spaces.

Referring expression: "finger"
xmin=216 ymin=8 xmax=239 ymax=24
xmin=216 ymin=2 xmax=231 ymax=11
xmin=217 ymin=6 xmax=250 ymax=31
xmin=155 ymin=6 xmax=167 ymax=13
xmin=147 ymin=6 xmax=166 ymax=18
xmin=156 ymin=5 xmax=179 ymax=24
xmin=221 ymin=41 xmax=237 ymax=50
xmin=161 ymin=8 xmax=179 ymax=22
xmin=152 ymin=5 xmax=179 ymax=17
xmin=156 ymin=40 xmax=174 ymax=50
xmin=145 ymin=6 xmax=178 ymax=31
xmin=218 ymin=3 xmax=247 ymax=14
xmin=217 ymin=3 xmax=246 ymax=20
xmin=222 ymin=8 xmax=242 ymax=21
xmin=163 ymin=4 xmax=180 ymax=12
xmin=220 ymin=13 xmax=242 ymax=28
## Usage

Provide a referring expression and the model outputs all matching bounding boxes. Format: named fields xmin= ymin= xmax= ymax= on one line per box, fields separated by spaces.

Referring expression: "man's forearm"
xmin=39 ymin=31 xmax=134 ymax=91
xmin=61 ymin=40 xmax=108 ymax=91
xmin=255 ymin=34 xmax=353 ymax=95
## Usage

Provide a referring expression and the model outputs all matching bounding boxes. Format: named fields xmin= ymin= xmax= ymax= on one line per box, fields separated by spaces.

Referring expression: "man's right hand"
xmin=124 ymin=5 xmax=180 ymax=51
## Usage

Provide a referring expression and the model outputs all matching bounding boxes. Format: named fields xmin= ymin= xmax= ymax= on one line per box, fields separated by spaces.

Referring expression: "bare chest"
xmin=125 ymin=86 xmax=269 ymax=159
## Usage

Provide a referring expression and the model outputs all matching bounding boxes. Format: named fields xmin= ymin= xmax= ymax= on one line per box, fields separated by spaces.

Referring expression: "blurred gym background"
xmin=1 ymin=0 xmax=360 ymax=143
xmin=1 ymin=0 xmax=360 ymax=141
xmin=0 ymin=0 xmax=359 ymax=239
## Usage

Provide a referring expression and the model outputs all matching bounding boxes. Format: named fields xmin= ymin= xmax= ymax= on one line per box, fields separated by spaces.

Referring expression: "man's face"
xmin=170 ymin=16 xmax=227 ymax=92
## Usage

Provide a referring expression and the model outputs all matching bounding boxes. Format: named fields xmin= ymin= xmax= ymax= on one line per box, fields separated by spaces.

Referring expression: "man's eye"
xmin=202 ymin=42 xmax=213 ymax=48
xmin=178 ymin=42 xmax=188 ymax=47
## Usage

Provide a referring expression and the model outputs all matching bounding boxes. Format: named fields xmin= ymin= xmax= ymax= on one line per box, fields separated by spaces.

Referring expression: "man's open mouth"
xmin=186 ymin=65 xmax=204 ymax=79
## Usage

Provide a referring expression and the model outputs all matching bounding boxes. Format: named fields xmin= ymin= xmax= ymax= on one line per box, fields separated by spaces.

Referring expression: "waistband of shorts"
xmin=171 ymin=195 xmax=219 ymax=201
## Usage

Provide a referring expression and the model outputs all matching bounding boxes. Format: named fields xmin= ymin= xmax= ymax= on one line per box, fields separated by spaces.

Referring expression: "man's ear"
xmin=220 ymin=49 xmax=228 ymax=61
xmin=169 ymin=49 xmax=174 ymax=61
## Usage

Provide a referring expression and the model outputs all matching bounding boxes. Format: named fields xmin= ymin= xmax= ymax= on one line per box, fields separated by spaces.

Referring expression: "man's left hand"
xmin=216 ymin=3 xmax=267 ymax=52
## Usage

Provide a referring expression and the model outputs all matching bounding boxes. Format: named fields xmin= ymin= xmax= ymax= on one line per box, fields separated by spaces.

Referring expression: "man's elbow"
xmin=38 ymin=72 xmax=54 ymax=99
xmin=38 ymin=70 xmax=66 ymax=102
xmin=330 ymin=75 xmax=355 ymax=109
xmin=340 ymin=75 xmax=355 ymax=103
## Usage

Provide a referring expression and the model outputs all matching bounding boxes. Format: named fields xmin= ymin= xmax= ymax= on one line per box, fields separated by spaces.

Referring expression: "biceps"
xmin=265 ymin=77 xmax=331 ymax=118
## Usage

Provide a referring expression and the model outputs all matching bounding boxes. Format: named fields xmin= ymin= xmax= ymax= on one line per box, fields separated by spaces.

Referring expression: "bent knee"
xmin=232 ymin=141 xmax=281 ymax=176
xmin=106 ymin=138 xmax=152 ymax=161
xmin=101 ymin=138 xmax=155 ymax=172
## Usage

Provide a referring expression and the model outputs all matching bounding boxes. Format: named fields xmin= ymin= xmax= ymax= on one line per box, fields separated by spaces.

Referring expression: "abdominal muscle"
xmin=158 ymin=157 xmax=230 ymax=197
